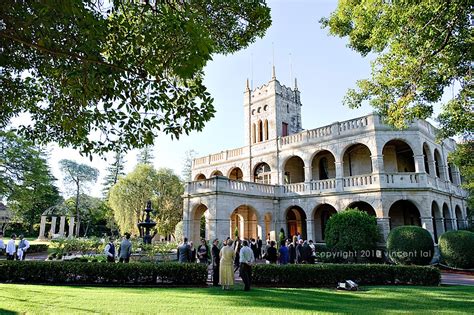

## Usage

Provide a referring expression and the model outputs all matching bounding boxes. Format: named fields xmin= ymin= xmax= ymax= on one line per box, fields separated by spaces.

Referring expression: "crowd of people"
xmin=0 ymin=232 xmax=30 ymax=260
xmin=176 ymin=233 xmax=318 ymax=291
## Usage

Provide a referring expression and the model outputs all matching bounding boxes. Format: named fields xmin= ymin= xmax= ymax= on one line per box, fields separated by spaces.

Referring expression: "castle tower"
xmin=244 ymin=69 xmax=302 ymax=146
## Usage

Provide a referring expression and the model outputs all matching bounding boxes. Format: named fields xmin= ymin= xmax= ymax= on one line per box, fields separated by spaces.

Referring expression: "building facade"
xmin=182 ymin=74 xmax=469 ymax=245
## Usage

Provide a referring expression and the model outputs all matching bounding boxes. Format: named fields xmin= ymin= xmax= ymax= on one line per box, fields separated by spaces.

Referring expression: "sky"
xmin=47 ymin=0 xmax=447 ymax=197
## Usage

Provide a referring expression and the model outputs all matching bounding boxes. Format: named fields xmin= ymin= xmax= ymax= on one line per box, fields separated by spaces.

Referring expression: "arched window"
xmin=254 ymin=163 xmax=271 ymax=184
xmin=319 ymin=157 xmax=329 ymax=180
xmin=258 ymin=120 xmax=263 ymax=142
xmin=252 ymin=123 xmax=256 ymax=144
xmin=286 ymin=104 xmax=289 ymax=113
xmin=264 ymin=119 xmax=269 ymax=140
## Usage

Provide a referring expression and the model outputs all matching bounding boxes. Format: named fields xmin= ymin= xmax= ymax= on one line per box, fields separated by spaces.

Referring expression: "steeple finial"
xmin=294 ymin=77 xmax=298 ymax=90
xmin=246 ymin=78 xmax=250 ymax=90
xmin=272 ymin=65 xmax=276 ymax=80
xmin=271 ymin=42 xmax=276 ymax=80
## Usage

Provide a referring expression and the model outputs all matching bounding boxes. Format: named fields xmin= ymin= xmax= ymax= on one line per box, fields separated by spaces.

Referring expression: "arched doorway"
xmin=383 ymin=140 xmax=415 ymax=172
xmin=254 ymin=162 xmax=271 ymax=184
xmin=443 ymin=203 xmax=453 ymax=231
xmin=342 ymin=144 xmax=372 ymax=176
xmin=284 ymin=156 xmax=305 ymax=183
xmin=192 ymin=204 xmax=210 ymax=243
xmin=194 ymin=174 xmax=206 ymax=181
xmin=347 ymin=201 xmax=376 ymax=216
xmin=389 ymin=200 xmax=421 ymax=229
xmin=311 ymin=150 xmax=336 ymax=180
xmin=431 ymin=201 xmax=444 ymax=242
xmin=264 ymin=212 xmax=274 ymax=241
xmin=313 ymin=204 xmax=337 ymax=242
xmin=286 ymin=206 xmax=307 ymax=240
xmin=210 ymin=170 xmax=223 ymax=177
xmin=447 ymin=163 xmax=454 ymax=183
xmin=228 ymin=167 xmax=243 ymax=181
xmin=455 ymin=206 xmax=463 ymax=229
xmin=231 ymin=205 xmax=259 ymax=240
xmin=423 ymin=143 xmax=432 ymax=175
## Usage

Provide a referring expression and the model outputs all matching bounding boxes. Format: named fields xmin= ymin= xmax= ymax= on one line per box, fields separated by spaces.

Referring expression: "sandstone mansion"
xmin=182 ymin=73 xmax=469 ymax=245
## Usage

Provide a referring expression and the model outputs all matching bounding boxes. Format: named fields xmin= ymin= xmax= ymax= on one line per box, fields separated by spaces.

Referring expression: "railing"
xmin=280 ymin=133 xmax=305 ymax=145
xmin=307 ymin=126 xmax=332 ymax=139
xmin=194 ymin=156 xmax=207 ymax=166
xmin=310 ymin=178 xmax=336 ymax=190
xmin=339 ymin=117 xmax=369 ymax=133
xmin=228 ymin=147 xmax=243 ymax=158
xmin=343 ymin=174 xmax=374 ymax=187
xmin=386 ymin=173 xmax=420 ymax=184
xmin=283 ymin=183 xmax=307 ymax=193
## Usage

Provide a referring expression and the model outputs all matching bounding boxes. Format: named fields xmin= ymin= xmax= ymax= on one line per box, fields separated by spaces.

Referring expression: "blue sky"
xmin=48 ymin=0 xmax=443 ymax=197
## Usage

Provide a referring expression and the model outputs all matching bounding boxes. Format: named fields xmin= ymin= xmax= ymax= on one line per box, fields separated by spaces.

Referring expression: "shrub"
xmin=27 ymin=244 xmax=49 ymax=253
xmin=387 ymin=226 xmax=434 ymax=265
xmin=252 ymin=264 xmax=440 ymax=286
xmin=439 ymin=230 xmax=474 ymax=269
xmin=0 ymin=261 xmax=207 ymax=286
xmin=325 ymin=209 xmax=380 ymax=261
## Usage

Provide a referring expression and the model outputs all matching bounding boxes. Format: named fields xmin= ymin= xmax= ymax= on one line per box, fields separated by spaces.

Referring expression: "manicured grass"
xmin=0 ymin=284 xmax=473 ymax=314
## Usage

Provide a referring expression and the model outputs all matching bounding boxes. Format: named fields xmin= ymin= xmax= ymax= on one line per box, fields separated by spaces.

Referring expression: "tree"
xmin=448 ymin=141 xmax=474 ymax=212
xmin=0 ymin=1 xmax=271 ymax=156
xmin=137 ymin=145 xmax=155 ymax=165
xmin=325 ymin=209 xmax=380 ymax=261
xmin=321 ymin=1 xmax=472 ymax=137
xmin=182 ymin=149 xmax=198 ymax=182
xmin=101 ymin=151 xmax=126 ymax=198
xmin=108 ymin=164 xmax=159 ymax=234
xmin=63 ymin=194 xmax=111 ymax=237
xmin=154 ymin=168 xmax=184 ymax=237
xmin=59 ymin=159 xmax=99 ymax=236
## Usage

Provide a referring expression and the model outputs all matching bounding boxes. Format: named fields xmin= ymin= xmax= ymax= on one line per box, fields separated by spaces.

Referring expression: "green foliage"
xmin=387 ymin=226 xmax=434 ymax=265
xmin=321 ymin=1 xmax=471 ymax=138
xmin=63 ymin=195 xmax=111 ymax=236
xmin=49 ymin=237 xmax=103 ymax=260
xmin=174 ymin=221 xmax=183 ymax=242
xmin=0 ymin=1 xmax=271 ymax=156
xmin=137 ymin=145 xmax=155 ymax=165
xmin=325 ymin=209 xmax=380 ymax=255
xmin=0 ymin=131 xmax=62 ymax=232
xmin=439 ymin=230 xmax=474 ymax=269
xmin=108 ymin=165 xmax=183 ymax=236
xmin=252 ymin=264 xmax=440 ymax=287
xmin=234 ymin=226 xmax=239 ymax=238
xmin=27 ymin=244 xmax=49 ymax=253
xmin=101 ymin=151 xmax=126 ymax=199
xmin=279 ymin=228 xmax=285 ymax=245
xmin=0 ymin=261 xmax=207 ymax=285
xmin=448 ymin=141 xmax=474 ymax=211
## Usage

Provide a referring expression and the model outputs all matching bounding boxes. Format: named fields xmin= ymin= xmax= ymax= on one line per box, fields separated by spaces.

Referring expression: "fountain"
xmin=138 ymin=201 xmax=157 ymax=244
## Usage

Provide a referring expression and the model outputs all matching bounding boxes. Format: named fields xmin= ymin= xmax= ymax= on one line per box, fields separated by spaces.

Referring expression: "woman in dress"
xmin=219 ymin=239 xmax=235 ymax=290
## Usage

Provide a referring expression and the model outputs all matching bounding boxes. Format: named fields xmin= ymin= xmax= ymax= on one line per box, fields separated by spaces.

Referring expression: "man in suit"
xmin=177 ymin=237 xmax=191 ymax=263
xmin=118 ymin=233 xmax=132 ymax=263
xmin=256 ymin=236 xmax=263 ymax=259
xmin=211 ymin=238 xmax=220 ymax=286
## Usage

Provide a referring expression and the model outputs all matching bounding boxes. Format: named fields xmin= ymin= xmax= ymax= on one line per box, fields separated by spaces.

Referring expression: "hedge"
xmin=27 ymin=244 xmax=49 ymax=253
xmin=252 ymin=264 xmax=440 ymax=286
xmin=387 ymin=226 xmax=434 ymax=265
xmin=439 ymin=230 xmax=474 ymax=269
xmin=0 ymin=261 xmax=207 ymax=286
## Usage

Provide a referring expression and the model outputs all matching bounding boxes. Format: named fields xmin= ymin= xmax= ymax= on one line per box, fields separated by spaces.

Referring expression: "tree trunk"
xmin=75 ymin=180 xmax=81 ymax=237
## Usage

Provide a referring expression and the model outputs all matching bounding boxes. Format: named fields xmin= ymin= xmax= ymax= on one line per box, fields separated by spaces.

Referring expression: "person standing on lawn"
xmin=211 ymin=238 xmax=220 ymax=286
xmin=219 ymin=239 xmax=235 ymax=290
xmin=17 ymin=235 xmax=30 ymax=260
xmin=118 ymin=233 xmax=132 ymax=263
xmin=0 ymin=232 xmax=5 ymax=256
xmin=104 ymin=237 xmax=115 ymax=263
xmin=239 ymin=240 xmax=255 ymax=291
xmin=6 ymin=234 xmax=16 ymax=260
xmin=197 ymin=239 xmax=209 ymax=264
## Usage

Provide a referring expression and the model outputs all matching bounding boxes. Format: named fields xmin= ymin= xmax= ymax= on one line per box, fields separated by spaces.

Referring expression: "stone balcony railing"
xmin=184 ymin=173 xmax=467 ymax=198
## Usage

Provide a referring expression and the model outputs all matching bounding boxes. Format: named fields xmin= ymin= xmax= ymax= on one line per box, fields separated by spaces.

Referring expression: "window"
xmin=287 ymin=104 xmax=289 ymax=113
xmin=254 ymin=163 xmax=271 ymax=184
xmin=264 ymin=120 xmax=269 ymax=140
xmin=251 ymin=109 xmax=255 ymax=115
xmin=252 ymin=123 xmax=256 ymax=143
xmin=258 ymin=120 xmax=263 ymax=142
xmin=257 ymin=107 xmax=261 ymax=113
xmin=282 ymin=122 xmax=288 ymax=137
xmin=264 ymin=105 xmax=268 ymax=111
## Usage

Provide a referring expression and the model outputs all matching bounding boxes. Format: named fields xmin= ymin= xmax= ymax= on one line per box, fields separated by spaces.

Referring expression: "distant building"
xmin=182 ymin=72 xmax=469 ymax=244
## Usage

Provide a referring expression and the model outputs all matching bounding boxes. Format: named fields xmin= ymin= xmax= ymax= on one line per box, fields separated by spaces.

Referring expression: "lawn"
xmin=0 ymin=284 xmax=472 ymax=314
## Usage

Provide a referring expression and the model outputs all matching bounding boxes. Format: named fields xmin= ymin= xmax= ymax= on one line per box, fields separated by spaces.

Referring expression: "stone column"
xmin=68 ymin=216 xmax=75 ymax=237
xmin=215 ymin=218 xmax=230 ymax=241
xmin=49 ymin=216 xmax=57 ymax=236
xmin=38 ymin=215 xmax=47 ymax=240
xmin=377 ymin=217 xmax=391 ymax=242
xmin=335 ymin=161 xmax=344 ymax=192
xmin=58 ymin=216 xmax=66 ymax=236
xmin=304 ymin=166 xmax=312 ymax=182
xmin=421 ymin=217 xmax=435 ymax=241
xmin=370 ymin=155 xmax=384 ymax=173
xmin=306 ymin=219 xmax=314 ymax=242
xmin=413 ymin=154 xmax=425 ymax=173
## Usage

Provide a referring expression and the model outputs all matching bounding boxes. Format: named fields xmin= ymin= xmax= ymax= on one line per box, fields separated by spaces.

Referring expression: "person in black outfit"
xmin=296 ymin=239 xmax=304 ymax=264
xmin=256 ymin=237 xmax=263 ymax=259
xmin=211 ymin=239 xmax=220 ymax=286
xmin=197 ymin=239 xmax=209 ymax=264
xmin=288 ymin=237 xmax=297 ymax=264
xmin=233 ymin=237 xmax=241 ymax=273
xmin=265 ymin=240 xmax=278 ymax=264
xmin=189 ymin=241 xmax=197 ymax=263
xmin=250 ymin=238 xmax=259 ymax=261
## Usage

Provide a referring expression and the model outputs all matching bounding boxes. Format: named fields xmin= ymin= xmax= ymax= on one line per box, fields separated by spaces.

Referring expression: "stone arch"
xmin=382 ymin=139 xmax=415 ymax=173
xmin=254 ymin=162 xmax=271 ymax=184
xmin=312 ymin=204 xmax=337 ymax=242
xmin=228 ymin=167 xmax=243 ymax=181
xmin=283 ymin=155 xmax=305 ymax=183
xmin=210 ymin=170 xmax=223 ymax=177
xmin=455 ymin=205 xmax=463 ymax=230
xmin=346 ymin=201 xmax=376 ymax=216
xmin=311 ymin=150 xmax=336 ymax=180
xmin=422 ymin=142 xmax=432 ymax=174
xmin=443 ymin=203 xmax=453 ymax=231
xmin=194 ymin=173 xmax=206 ymax=181
xmin=389 ymin=200 xmax=421 ymax=229
xmin=434 ymin=149 xmax=442 ymax=178
xmin=230 ymin=205 xmax=259 ymax=240
xmin=191 ymin=204 xmax=210 ymax=243
xmin=285 ymin=206 xmax=307 ymax=240
xmin=431 ymin=201 xmax=443 ymax=242
xmin=342 ymin=143 xmax=373 ymax=176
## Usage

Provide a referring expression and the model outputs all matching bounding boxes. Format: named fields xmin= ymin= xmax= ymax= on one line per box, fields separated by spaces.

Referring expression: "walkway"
xmin=441 ymin=272 xmax=474 ymax=286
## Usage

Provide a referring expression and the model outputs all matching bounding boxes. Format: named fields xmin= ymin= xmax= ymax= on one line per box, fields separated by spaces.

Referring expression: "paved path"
xmin=441 ymin=272 xmax=474 ymax=286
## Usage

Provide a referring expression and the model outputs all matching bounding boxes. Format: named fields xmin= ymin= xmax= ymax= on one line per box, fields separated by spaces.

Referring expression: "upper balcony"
xmin=184 ymin=173 xmax=467 ymax=199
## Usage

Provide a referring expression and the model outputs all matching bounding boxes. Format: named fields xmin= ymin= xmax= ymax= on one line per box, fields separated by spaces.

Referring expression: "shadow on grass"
xmin=0 ymin=309 xmax=18 ymax=315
